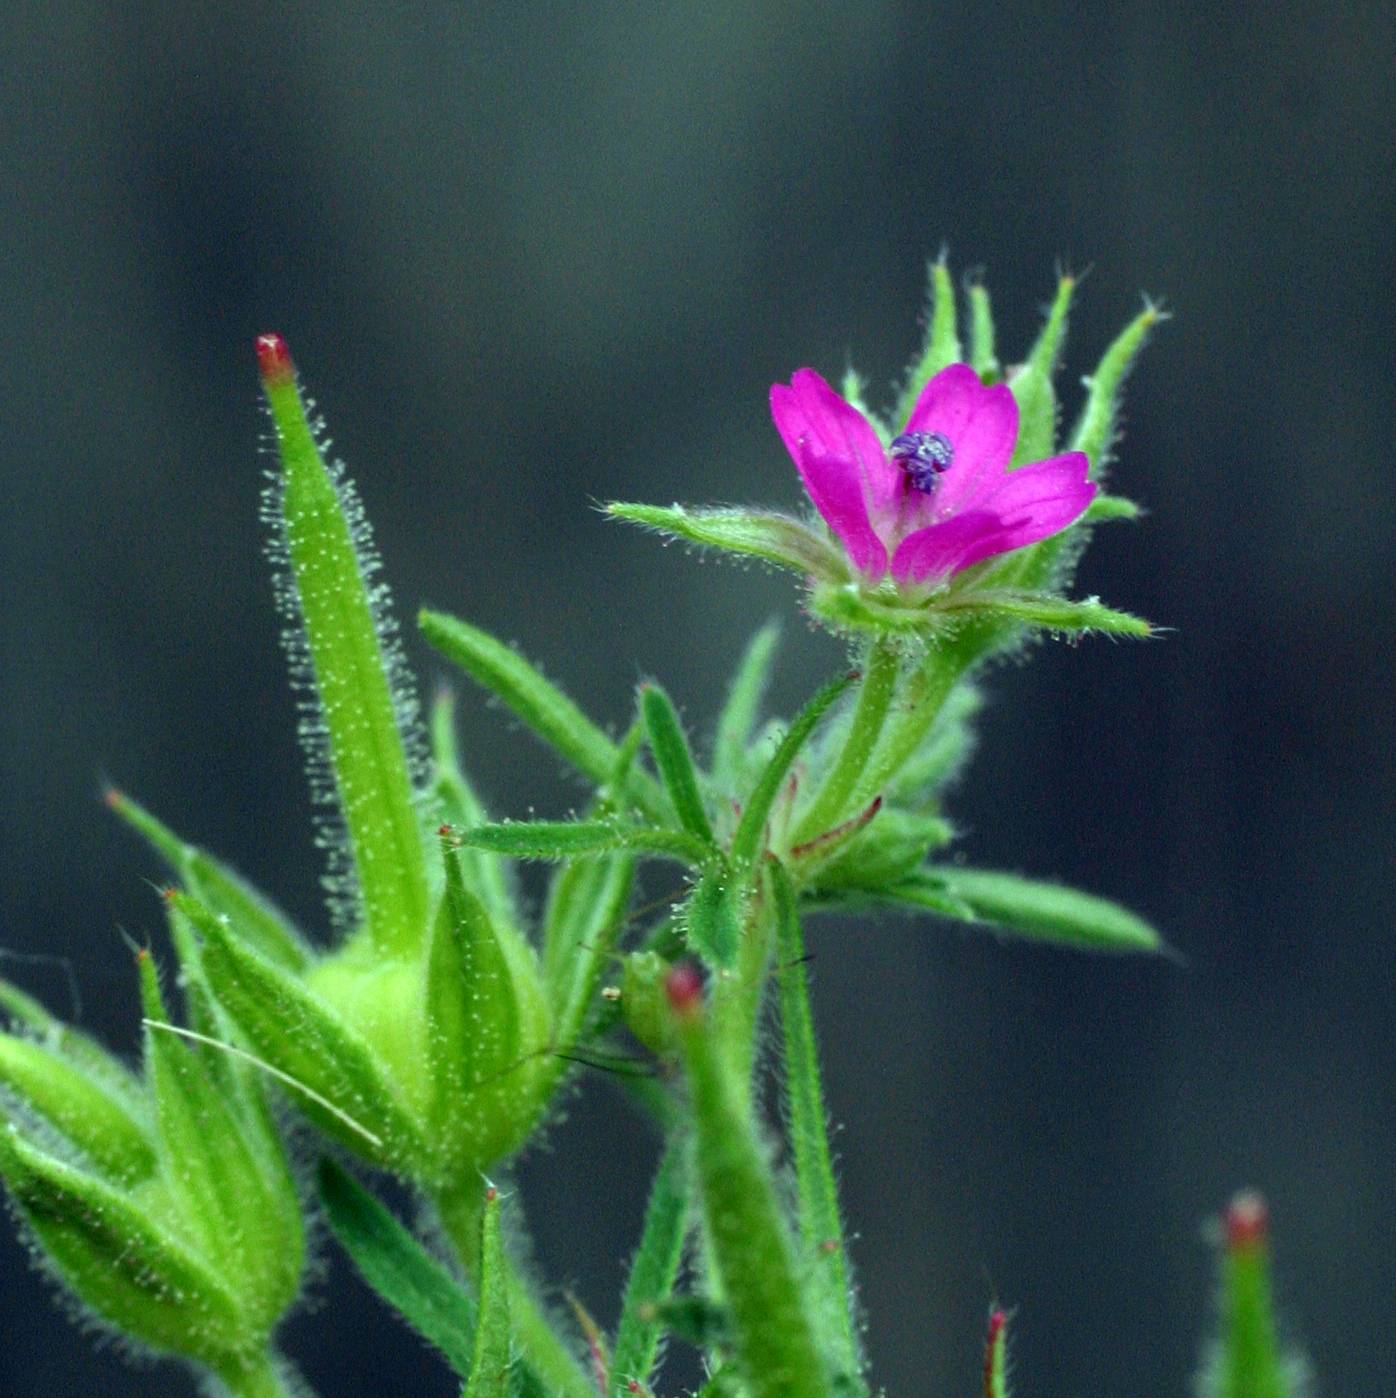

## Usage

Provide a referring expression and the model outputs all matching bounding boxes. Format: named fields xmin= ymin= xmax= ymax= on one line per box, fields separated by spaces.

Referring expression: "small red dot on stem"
xmin=1226 ymin=1190 xmax=1269 ymax=1251
xmin=665 ymin=962 xmax=704 ymax=1018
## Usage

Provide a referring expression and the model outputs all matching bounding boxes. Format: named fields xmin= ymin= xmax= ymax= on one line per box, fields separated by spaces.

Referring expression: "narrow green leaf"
xmin=1069 ymin=301 xmax=1162 ymax=478
xmin=730 ymin=670 xmax=859 ymax=874
xmin=606 ymin=503 xmax=847 ymax=582
xmin=669 ymin=980 xmax=833 ymax=1398
xmin=261 ymin=343 xmax=430 ymax=957
xmin=712 ymin=620 xmax=781 ymax=794
xmin=317 ymin=1157 xmax=477 ymax=1379
xmin=1009 ymin=275 xmax=1075 ymax=467
xmin=464 ymin=1189 xmax=511 ymax=1398
xmin=940 ymin=588 xmax=1152 ymax=637
xmin=179 ymin=893 xmax=424 ymax=1162
xmin=0 ymin=978 xmax=145 ymax=1097
xmin=106 ymin=789 xmax=309 ymax=972
xmin=896 ymin=258 xmax=962 ymax=425
xmin=610 ymin=1138 xmax=691 ymax=1397
xmin=684 ymin=870 xmax=741 ymax=970
xmin=641 ymin=683 xmax=716 ymax=847
xmin=431 ymin=691 xmax=519 ymax=934
xmin=422 ymin=609 xmax=669 ymax=826
xmin=770 ymin=863 xmax=865 ymax=1393
xmin=967 ymin=281 xmax=1000 ymax=380
xmin=917 ymin=868 xmax=1161 ymax=953
xmin=462 ymin=821 xmax=712 ymax=868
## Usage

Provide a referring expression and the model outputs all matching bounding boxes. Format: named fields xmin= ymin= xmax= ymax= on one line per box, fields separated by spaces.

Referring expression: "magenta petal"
xmin=891 ymin=453 xmax=1095 ymax=585
xmin=772 ymin=369 xmax=902 ymax=519
xmin=791 ymin=448 xmax=888 ymax=580
xmin=903 ymin=364 xmax=1019 ymax=516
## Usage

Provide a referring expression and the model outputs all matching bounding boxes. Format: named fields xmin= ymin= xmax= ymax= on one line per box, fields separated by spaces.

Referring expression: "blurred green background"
xmin=2 ymin=3 xmax=1392 ymax=1393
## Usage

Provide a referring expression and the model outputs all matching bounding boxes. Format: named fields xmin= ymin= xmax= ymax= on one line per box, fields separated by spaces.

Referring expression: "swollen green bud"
xmin=0 ymin=955 xmax=306 ymax=1391
xmin=620 ymin=950 xmax=677 ymax=1056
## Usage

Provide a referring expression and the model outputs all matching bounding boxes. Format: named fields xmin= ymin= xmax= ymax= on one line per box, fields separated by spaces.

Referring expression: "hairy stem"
xmin=791 ymin=637 xmax=900 ymax=846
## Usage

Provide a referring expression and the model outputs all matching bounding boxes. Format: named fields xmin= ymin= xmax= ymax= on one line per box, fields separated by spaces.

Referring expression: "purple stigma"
xmin=889 ymin=431 xmax=954 ymax=493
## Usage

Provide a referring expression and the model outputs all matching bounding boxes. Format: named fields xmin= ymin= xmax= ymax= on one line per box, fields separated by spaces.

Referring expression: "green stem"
xmin=214 ymin=1350 xmax=300 ymax=1398
xmin=791 ymin=638 xmax=900 ymax=846
xmin=709 ymin=886 xmax=779 ymax=1099
xmin=435 ymin=1182 xmax=595 ymax=1398
xmin=846 ymin=645 xmax=973 ymax=815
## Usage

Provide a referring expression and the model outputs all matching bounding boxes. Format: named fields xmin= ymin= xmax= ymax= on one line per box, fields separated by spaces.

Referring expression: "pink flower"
xmin=770 ymin=364 xmax=1096 ymax=588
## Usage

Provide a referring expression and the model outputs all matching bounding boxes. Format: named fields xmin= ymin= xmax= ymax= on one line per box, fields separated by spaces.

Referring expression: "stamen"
xmin=889 ymin=431 xmax=954 ymax=493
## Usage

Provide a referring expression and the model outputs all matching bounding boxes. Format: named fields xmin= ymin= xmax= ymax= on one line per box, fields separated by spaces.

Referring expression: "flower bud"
xmin=0 ymin=957 xmax=304 ymax=1385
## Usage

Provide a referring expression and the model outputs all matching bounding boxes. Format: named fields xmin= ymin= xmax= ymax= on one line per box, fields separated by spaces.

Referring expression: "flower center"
xmin=889 ymin=431 xmax=954 ymax=493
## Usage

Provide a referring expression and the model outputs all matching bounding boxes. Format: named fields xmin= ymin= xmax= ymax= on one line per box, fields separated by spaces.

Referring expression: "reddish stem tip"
xmin=484 ymin=1185 xmax=499 ymax=1203
xmin=101 ymin=785 xmax=122 ymax=809
xmin=1226 ymin=1190 xmax=1270 ymax=1251
xmin=255 ymin=332 xmax=294 ymax=385
xmin=664 ymin=962 xmax=705 ymax=1019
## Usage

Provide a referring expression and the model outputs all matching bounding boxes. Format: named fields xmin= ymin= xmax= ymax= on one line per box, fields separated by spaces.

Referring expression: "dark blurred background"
xmin=2 ymin=3 xmax=1393 ymax=1394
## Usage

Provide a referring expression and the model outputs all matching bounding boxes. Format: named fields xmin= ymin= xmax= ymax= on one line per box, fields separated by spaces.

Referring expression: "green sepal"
xmin=1009 ymin=275 xmax=1075 ymax=468
xmin=820 ymin=867 xmax=1163 ymax=954
xmin=609 ymin=1136 xmax=691 ymax=1396
xmin=420 ymin=609 xmax=665 ymax=821
xmin=1069 ymin=301 xmax=1162 ymax=478
xmin=263 ymin=361 xmax=431 ymax=958
xmin=0 ymin=978 xmax=144 ymax=1094
xmin=0 ymin=1030 xmax=154 ymax=1184
xmin=805 ymin=807 xmax=955 ymax=890
xmin=0 ymin=1127 xmax=249 ymax=1366
xmin=461 ymin=820 xmax=713 ymax=869
xmin=426 ymin=841 xmax=552 ymax=1172
xmin=606 ymin=503 xmax=848 ymax=582
xmin=463 ymin=1188 xmax=511 ymax=1398
xmin=316 ymin=1156 xmax=478 ymax=1380
xmin=730 ymin=669 xmax=859 ymax=874
xmin=934 ymin=588 xmax=1153 ymax=637
xmin=1084 ymin=493 xmax=1142 ymax=523
xmin=684 ymin=870 xmax=742 ymax=970
xmin=712 ymin=621 xmax=781 ymax=796
xmin=431 ymin=690 xmax=520 ymax=934
xmin=770 ymin=863 xmax=865 ymax=1393
xmin=136 ymin=952 xmax=303 ymax=1320
xmin=895 ymin=258 xmax=961 ymax=425
xmin=669 ymin=982 xmax=833 ymax=1398
xmin=967 ymin=281 xmax=1000 ymax=380
xmin=178 ymin=892 xmax=427 ymax=1168
xmin=105 ymin=789 xmax=309 ymax=973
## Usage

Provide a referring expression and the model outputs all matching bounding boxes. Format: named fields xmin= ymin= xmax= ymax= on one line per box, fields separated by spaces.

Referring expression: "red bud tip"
xmin=161 ymin=887 xmax=178 ymax=904
xmin=438 ymin=824 xmax=454 ymax=837
xmin=255 ymin=333 xmax=294 ymax=386
xmin=1226 ymin=1190 xmax=1269 ymax=1252
xmin=983 ymin=1309 xmax=1008 ymax=1397
xmin=484 ymin=1185 xmax=499 ymax=1203
xmin=664 ymin=962 xmax=704 ymax=1019
xmin=101 ymin=786 xmax=122 ymax=810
